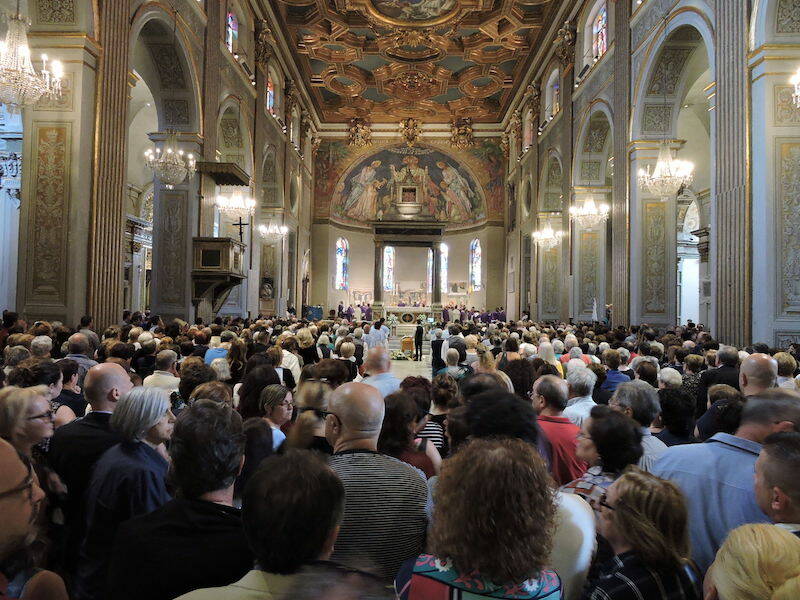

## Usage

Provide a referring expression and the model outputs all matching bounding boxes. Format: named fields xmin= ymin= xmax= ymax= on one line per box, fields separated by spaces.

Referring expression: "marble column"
xmin=712 ymin=0 xmax=750 ymax=345
xmin=611 ymin=0 xmax=631 ymax=327
xmin=432 ymin=243 xmax=442 ymax=306
xmin=87 ymin=0 xmax=131 ymax=329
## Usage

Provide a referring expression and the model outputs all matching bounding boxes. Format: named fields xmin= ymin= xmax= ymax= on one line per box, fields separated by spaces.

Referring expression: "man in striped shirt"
xmin=325 ymin=382 xmax=428 ymax=581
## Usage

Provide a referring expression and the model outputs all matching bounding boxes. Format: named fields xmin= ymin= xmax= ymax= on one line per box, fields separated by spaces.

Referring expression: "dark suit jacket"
xmin=697 ymin=364 xmax=740 ymax=415
xmin=108 ymin=498 xmax=252 ymax=600
xmin=48 ymin=412 xmax=123 ymax=573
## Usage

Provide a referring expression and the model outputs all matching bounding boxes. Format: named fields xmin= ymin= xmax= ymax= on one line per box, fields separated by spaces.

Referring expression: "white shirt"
xmin=143 ymin=370 xmax=180 ymax=393
xmin=551 ymin=492 xmax=596 ymax=600
xmin=281 ymin=349 xmax=301 ymax=383
xmin=639 ymin=428 xmax=668 ymax=472
xmin=563 ymin=395 xmax=596 ymax=428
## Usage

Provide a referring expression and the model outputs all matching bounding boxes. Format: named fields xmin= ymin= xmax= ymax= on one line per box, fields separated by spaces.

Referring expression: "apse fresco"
xmin=314 ymin=140 xmax=504 ymax=228
xmin=370 ymin=0 xmax=457 ymax=21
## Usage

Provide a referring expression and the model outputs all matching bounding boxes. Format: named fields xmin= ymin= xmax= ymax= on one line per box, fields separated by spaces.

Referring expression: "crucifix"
xmin=232 ymin=215 xmax=249 ymax=243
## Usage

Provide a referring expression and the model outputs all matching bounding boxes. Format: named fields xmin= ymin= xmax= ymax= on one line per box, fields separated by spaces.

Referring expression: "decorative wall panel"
xmin=36 ymin=0 xmax=75 ymax=24
xmin=775 ymin=86 xmax=800 ymax=126
xmin=156 ymin=190 xmax=187 ymax=305
xmin=579 ymin=231 xmax=599 ymax=313
xmin=28 ymin=123 xmax=70 ymax=302
xmin=163 ymin=99 xmax=190 ymax=126
xmin=647 ymin=48 xmax=693 ymax=95
xmin=542 ymin=245 xmax=560 ymax=316
xmin=580 ymin=160 xmax=602 ymax=181
xmin=148 ymin=44 xmax=187 ymax=89
xmin=778 ymin=140 xmax=800 ymax=314
xmin=642 ymin=105 xmax=672 ymax=134
xmin=642 ymin=202 xmax=666 ymax=314
xmin=777 ymin=0 xmax=800 ymax=33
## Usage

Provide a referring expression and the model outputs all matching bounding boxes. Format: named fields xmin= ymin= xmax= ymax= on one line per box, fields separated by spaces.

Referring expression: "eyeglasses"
xmin=0 ymin=456 xmax=35 ymax=502
xmin=27 ymin=410 xmax=54 ymax=422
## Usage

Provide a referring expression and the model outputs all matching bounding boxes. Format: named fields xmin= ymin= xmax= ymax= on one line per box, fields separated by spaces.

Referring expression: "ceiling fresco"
xmin=270 ymin=0 xmax=557 ymax=123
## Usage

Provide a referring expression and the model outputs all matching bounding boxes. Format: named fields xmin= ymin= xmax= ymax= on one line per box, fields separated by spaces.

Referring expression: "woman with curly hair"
xmin=585 ymin=467 xmax=701 ymax=599
xmin=396 ymin=437 xmax=561 ymax=599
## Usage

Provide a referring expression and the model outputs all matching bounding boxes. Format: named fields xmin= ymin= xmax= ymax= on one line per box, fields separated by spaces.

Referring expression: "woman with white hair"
xmin=75 ymin=387 xmax=175 ymax=600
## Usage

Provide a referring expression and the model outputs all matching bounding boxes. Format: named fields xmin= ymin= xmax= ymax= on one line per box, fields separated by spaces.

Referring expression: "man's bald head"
xmin=740 ymin=353 xmax=778 ymax=396
xmin=329 ymin=382 xmax=385 ymax=441
xmin=68 ymin=332 xmax=91 ymax=356
xmin=364 ymin=347 xmax=391 ymax=374
xmin=83 ymin=362 xmax=133 ymax=411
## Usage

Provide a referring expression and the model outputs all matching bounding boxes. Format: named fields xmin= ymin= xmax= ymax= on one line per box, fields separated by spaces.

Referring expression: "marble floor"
xmin=389 ymin=354 xmax=433 ymax=380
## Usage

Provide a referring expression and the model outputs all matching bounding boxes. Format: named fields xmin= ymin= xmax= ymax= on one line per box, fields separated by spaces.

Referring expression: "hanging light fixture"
xmin=791 ymin=66 xmax=800 ymax=109
xmin=258 ymin=221 xmax=288 ymax=242
xmin=638 ymin=141 xmax=694 ymax=199
xmin=570 ymin=195 xmax=610 ymax=229
xmin=0 ymin=0 xmax=63 ymax=113
xmin=637 ymin=14 xmax=694 ymax=201
xmin=215 ymin=192 xmax=256 ymax=217
xmin=144 ymin=129 xmax=196 ymax=189
xmin=532 ymin=224 xmax=563 ymax=251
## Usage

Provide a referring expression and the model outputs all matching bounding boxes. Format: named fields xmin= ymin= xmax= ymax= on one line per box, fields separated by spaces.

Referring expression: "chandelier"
xmin=258 ymin=221 xmax=288 ymax=242
xmin=532 ymin=224 xmax=563 ymax=251
xmin=638 ymin=141 xmax=694 ymax=200
xmin=215 ymin=193 xmax=256 ymax=217
xmin=792 ymin=66 xmax=800 ymax=109
xmin=0 ymin=2 xmax=63 ymax=113
xmin=570 ymin=196 xmax=610 ymax=229
xmin=144 ymin=130 xmax=196 ymax=189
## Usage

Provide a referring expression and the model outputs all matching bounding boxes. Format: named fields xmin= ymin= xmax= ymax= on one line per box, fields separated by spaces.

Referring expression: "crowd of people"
xmin=1 ymin=308 xmax=800 ymax=599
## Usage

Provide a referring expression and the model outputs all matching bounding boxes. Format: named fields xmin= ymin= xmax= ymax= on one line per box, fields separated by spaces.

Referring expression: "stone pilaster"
xmin=713 ymin=0 xmax=750 ymax=345
xmin=611 ymin=0 xmax=631 ymax=327
xmin=87 ymin=0 xmax=130 ymax=329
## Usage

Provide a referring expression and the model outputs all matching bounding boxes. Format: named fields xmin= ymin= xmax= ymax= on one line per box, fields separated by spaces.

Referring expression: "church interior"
xmin=0 ymin=0 xmax=797 ymax=345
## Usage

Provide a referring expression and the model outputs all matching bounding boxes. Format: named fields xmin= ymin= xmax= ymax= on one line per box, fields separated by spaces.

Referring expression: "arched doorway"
xmin=630 ymin=20 xmax=714 ymax=329
xmin=128 ymin=8 xmax=202 ymax=321
xmin=572 ymin=104 xmax=613 ymax=322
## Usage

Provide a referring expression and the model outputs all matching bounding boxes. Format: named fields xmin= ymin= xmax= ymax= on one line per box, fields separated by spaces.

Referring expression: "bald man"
xmin=739 ymin=353 xmax=778 ymax=397
xmin=327 ymin=383 xmax=428 ymax=580
xmin=60 ymin=332 xmax=99 ymax=386
xmin=0 ymin=439 xmax=68 ymax=598
xmin=49 ymin=362 xmax=133 ymax=575
xmin=361 ymin=347 xmax=400 ymax=398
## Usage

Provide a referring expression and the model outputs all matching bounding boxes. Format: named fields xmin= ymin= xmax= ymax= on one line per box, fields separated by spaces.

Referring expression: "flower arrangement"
xmin=390 ymin=350 xmax=410 ymax=360
xmin=385 ymin=314 xmax=399 ymax=327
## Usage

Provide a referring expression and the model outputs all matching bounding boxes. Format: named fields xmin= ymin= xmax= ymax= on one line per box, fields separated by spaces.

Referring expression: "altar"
xmin=384 ymin=306 xmax=433 ymax=337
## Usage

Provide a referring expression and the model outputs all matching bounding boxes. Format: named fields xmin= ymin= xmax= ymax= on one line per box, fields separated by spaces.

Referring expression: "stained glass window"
xmin=440 ymin=243 xmax=448 ymax=294
xmin=592 ymin=4 xmax=608 ymax=59
xmin=469 ymin=239 xmax=482 ymax=291
xmin=225 ymin=11 xmax=238 ymax=54
xmin=383 ymin=246 xmax=395 ymax=292
xmin=427 ymin=248 xmax=433 ymax=293
xmin=335 ymin=237 xmax=349 ymax=290
xmin=266 ymin=75 xmax=275 ymax=114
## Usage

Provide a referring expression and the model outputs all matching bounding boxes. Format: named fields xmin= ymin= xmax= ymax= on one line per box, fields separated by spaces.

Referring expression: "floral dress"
xmin=396 ymin=554 xmax=562 ymax=600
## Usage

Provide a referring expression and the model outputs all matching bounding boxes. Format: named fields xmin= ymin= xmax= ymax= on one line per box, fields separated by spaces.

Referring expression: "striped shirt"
xmin=329 ymin=449 xmax=429 ymax=580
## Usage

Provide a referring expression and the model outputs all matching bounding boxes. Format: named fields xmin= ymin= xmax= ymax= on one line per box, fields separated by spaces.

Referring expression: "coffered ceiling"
xmin=270 ymin=0 xmax=558 ymax=123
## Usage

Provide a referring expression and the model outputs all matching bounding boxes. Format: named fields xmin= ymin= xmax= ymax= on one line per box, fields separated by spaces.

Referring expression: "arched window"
xmin=266 ymin=74 xmax=275 ymax=114
xmin=335 ymin=237 xmax=349 ymax=290
xmin=440 ymin=243 xmax=448 ymax=294
xmin=544 ymin=69 xmax=561 ymax=120
xmin=592 ymin=2 xmax=608 ymax=60
xmin=225 ymin=11 xmax=239 ymax=54
xmin=469 ymin=239 xmax=482 ymax=291
xmin=383 ymin=246 xmax=395 ymax=292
